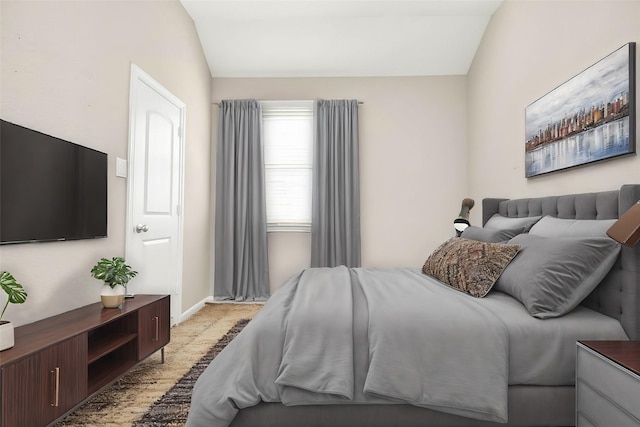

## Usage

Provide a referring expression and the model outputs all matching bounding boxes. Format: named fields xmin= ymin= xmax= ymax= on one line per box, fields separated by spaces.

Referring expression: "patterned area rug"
xmin=56 ymin=303 xmax=262 ymax=427
xmin=134 ymin=318 xmax=250 ymax=426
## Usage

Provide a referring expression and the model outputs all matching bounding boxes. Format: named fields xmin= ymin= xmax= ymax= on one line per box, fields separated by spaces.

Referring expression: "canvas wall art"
xmin=525 ymin=43 xmax=636 ymax=178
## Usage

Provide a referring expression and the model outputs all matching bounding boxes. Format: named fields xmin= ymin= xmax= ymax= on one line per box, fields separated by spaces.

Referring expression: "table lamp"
xmin=607 ymin=201 xmax=640 ymax=247
xmin=454 ymin=198 xmax=475 ymax=236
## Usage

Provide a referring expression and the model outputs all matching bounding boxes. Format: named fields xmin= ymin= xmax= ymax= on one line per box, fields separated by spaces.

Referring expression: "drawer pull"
xmin=154 ymin=316 xmax=159 ymax=341
xmin=50 ymin=367 xmax=60 ymax=407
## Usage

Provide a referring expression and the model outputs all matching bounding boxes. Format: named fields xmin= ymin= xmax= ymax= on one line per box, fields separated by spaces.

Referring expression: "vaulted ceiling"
xmin=179 ymin=0 xmax=503 ymax=78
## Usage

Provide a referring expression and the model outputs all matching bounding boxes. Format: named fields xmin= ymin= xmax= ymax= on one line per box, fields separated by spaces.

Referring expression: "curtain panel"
xmin=311 ymin=99 xmax=361 ymax=268
xmin=214 ymin=100 xmax=270 ymax=301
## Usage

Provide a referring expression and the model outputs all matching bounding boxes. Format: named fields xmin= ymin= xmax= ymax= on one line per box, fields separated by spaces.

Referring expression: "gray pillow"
xmin=461 ymin=226 xmax=525 ymax=243
xmin=484 ymin=214 xmax=542 ymax=232
xmin=495 ymin=234 xmax=621 ymax=318
xmin=529 ymin=215 xmax=617 ymax=238
xmin=422 ymin=237 xmax=521 ymax=298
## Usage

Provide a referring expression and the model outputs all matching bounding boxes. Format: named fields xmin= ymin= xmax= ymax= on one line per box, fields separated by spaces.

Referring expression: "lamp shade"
xmin=607 ymin=201 xmax=640 ymax=247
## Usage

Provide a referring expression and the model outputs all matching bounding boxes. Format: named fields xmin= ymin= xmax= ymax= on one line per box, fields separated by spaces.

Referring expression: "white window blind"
xmin=261 ymin=100 xmax=314 ymax=232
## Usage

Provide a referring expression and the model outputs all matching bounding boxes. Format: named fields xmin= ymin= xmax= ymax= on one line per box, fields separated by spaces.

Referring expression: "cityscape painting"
xmin=525 ymin=43 xmax=636 ymax=178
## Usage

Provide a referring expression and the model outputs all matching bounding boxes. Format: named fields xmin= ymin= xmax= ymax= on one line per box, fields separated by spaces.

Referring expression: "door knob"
xmin=135 ymin=224 xmax=149 ymax=233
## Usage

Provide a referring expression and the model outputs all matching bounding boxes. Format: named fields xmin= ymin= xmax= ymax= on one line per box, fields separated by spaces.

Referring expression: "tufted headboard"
xmin=482 ymin=184 xmax=640 ymax=340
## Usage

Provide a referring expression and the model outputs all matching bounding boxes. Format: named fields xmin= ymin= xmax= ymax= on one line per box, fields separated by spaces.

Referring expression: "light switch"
xmin=116 ymin=157 xmax=128 ymax=178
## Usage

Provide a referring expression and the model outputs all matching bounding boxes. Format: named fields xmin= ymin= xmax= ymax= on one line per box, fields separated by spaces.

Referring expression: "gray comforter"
xmin=186 ymin=267 xmax=509 ymax=427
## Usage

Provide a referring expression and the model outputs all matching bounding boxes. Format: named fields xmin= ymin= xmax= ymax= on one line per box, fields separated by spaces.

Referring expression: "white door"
xmin=126 ymin=64 xmax=184 ymax=325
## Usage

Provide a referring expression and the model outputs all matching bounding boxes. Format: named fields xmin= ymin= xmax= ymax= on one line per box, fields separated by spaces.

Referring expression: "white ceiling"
xmin=179 ymin=0 xmax=503 ymax=78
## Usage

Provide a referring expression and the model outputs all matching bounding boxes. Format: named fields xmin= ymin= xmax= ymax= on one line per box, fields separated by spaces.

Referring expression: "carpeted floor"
xmin=56 ymin=303 xmax=263 ymax=427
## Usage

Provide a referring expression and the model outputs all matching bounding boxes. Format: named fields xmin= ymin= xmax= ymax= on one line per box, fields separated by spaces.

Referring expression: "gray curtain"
xmin=311 ymin=99 xmax=361 ymax=268
xmin=214 ymin=100 xmax=270 ymax=301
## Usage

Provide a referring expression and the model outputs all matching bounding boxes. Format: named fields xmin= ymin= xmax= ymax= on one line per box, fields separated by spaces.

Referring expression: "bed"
xmin=187 ymin=184 xmax=640 ymax=427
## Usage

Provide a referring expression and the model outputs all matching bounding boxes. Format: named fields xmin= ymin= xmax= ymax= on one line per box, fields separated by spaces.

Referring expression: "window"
xmin=261 ymin=100 xmax=314 ymax=232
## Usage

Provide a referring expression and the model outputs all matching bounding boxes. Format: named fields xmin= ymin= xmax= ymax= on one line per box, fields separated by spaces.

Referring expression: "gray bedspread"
xmin=479 ymin=291 xmax=628 ymax=385
xmin=186 ymin=267 xmax=509 ymax=427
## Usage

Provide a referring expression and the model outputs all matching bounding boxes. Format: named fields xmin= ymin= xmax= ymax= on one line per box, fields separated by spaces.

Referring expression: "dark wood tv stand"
xmin=0 ymin=294 xmax=170 ymax=427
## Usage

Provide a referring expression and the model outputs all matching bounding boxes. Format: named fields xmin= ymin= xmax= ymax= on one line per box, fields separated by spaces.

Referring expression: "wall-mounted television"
xmin=1 ymin=119 xmax=108 ymax=244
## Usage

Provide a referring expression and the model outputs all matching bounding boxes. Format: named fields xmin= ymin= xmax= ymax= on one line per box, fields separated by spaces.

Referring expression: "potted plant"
xmin=0 ymin=271 xmax=28 ymax=351
xmin=90 ymin=257 xmax=138 ymax=308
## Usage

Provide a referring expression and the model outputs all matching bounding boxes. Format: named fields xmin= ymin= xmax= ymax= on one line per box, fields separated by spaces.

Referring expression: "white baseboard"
xmin=176 ymin=296 xmax=266 ymax=325
xmin=207 ymin=299 xmax=266 ymax=305
xmin=177 ymin=296 xmax=214 ymax=324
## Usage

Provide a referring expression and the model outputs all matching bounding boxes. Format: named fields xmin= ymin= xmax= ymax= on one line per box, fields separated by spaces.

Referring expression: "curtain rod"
xmin=212 ymin=101 xmax=364 ymax=106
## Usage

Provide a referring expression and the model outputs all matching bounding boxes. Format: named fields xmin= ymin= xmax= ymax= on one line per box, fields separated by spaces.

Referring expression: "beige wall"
xmin=212 ymin=77 xmax=468 ymax=291
xmin=467 ymin=0 xmax=640 ymax=225
xmin=6 ymin=0 xmax=635 ymax=324
xmin=0 ymin=0 xmax=212 ymax=326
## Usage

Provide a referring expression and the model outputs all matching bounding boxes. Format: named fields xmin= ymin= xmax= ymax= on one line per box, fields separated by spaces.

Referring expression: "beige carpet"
xmin=56 ymin=302 xmax=263 ymax=427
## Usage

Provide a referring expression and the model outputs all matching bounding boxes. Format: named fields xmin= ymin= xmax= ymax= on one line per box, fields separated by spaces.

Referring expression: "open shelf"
xmin=88 ymin=348 xmax=138 ymax=394
xmin=86 ymin=310 xmax=140 ymax=394
xmin=88 ymin=332 xmax=137 ymax=364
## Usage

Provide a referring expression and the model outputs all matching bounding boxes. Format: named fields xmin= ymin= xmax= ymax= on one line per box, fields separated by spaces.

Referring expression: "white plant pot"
xmin=0 ymin=320 xmax=15 ymax=351
xmin=100 ymin=284 xmax=126 ymax=308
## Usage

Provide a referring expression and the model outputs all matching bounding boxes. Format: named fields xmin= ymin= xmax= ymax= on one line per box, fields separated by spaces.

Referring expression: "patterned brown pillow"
xmin=422 ymin=237 xmax=521 ymax=298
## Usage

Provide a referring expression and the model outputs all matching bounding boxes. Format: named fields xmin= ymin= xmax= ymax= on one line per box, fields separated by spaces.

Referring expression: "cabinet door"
xmin=2 ymin=349 xmax=53 ymax=427
xmin=1 ymin=335 xmax=86 ymax=427
xmin=138 ymin=296 xmax=170 ymax=359
xmin=51 ymin=334 xmax=87 ymax=417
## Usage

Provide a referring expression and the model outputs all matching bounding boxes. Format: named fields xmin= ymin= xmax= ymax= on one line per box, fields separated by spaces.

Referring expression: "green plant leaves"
xmin=0 ymin=271 xmax=28 ymax=320
xmin=90 ymin=257 xmax=138 ymax=288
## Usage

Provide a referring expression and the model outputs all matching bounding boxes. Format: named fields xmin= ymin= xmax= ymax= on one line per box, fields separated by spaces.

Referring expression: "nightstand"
xmin=576 ymin=341 xmax=640 ymax=426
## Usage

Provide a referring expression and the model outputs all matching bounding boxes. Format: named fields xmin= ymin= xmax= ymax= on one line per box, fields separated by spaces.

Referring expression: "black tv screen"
xmin=1 ymin=120 xmax=107 ymax=244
